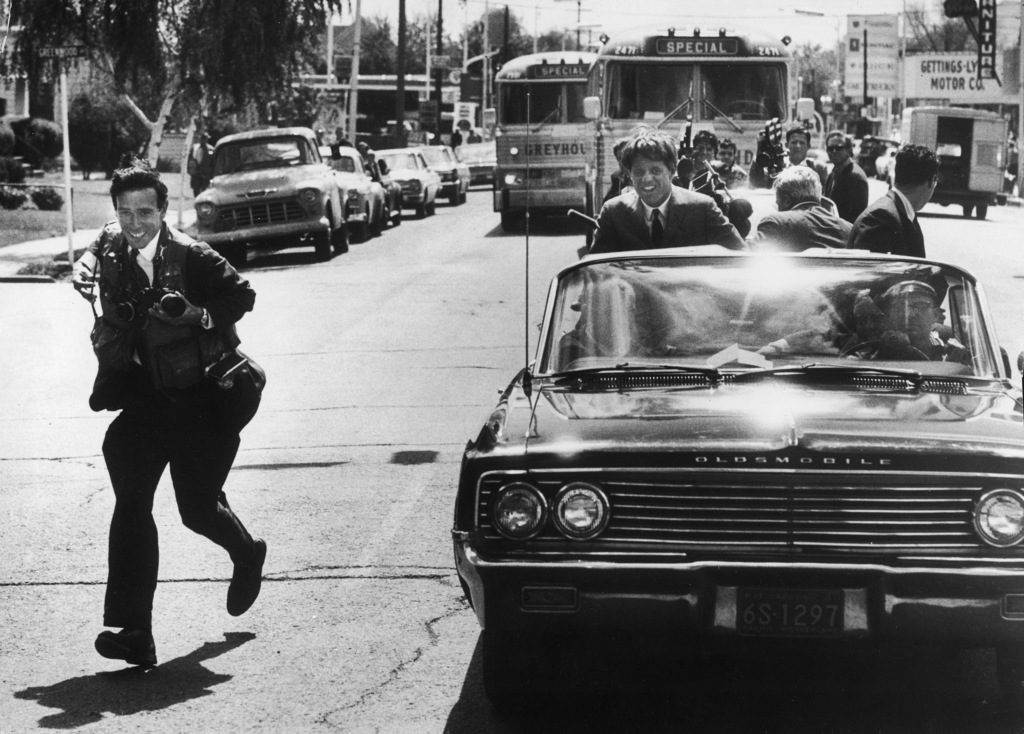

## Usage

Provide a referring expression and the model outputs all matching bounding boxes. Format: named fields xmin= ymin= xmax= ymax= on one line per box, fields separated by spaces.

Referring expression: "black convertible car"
xmin=452 ymin=248 xmax=1024 ymax=711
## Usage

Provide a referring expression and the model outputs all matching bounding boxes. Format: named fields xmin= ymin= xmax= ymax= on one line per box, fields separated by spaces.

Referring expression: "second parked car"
xmin=416 ymin=144 xmax=470 ymax=205
xmin=321 ymin=145 xmax=388 ymax=242
xmin=374 ymin=148 xmax=441 ymax=218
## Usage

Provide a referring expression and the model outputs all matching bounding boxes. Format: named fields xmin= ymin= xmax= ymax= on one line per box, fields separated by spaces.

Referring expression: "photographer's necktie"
xmin=650 ymin=209 xmax=664 ymax=247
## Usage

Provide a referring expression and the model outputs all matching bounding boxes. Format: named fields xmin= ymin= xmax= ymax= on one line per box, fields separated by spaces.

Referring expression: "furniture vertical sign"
xmin=977 ymin=0 xmax=997 ymax=81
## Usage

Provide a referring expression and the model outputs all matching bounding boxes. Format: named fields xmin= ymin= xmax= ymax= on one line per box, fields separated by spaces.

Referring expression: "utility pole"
xmin=435 ymin=0 xmax=444 ymax=140
xmin=396 ymin=0 xmax=406 ymax=146
xmin=348 ymin=0 xmax=363 ymax=145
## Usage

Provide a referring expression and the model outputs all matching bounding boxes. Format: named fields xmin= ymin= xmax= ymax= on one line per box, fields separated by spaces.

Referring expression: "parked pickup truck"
xmin=194 ymin=127 xmax=349 ymax=266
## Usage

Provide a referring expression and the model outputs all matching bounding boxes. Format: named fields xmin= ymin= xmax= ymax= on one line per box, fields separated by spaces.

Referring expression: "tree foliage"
xmin=792 ymin=43 xmax=840 ymax=107
xmin=9 ymin=0 xmax=343 ymax=125
xmin=904 ymin=2 xmax=973 ymax=53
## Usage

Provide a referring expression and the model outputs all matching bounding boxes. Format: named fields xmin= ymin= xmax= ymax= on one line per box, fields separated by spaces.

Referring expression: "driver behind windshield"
xmin=870 ymin=281 xmax=970 ymax=363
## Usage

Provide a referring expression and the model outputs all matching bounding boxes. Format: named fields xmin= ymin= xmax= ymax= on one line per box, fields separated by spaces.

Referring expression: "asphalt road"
xmin=2 ymin=184 xmax=1024 ymax=732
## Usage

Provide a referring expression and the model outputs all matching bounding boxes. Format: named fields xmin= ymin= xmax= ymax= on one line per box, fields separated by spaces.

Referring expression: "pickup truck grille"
xmin=216 ymin=200 xmax=307 ymax=229
xmin=477 ymin=472 xmax=992 ymax=555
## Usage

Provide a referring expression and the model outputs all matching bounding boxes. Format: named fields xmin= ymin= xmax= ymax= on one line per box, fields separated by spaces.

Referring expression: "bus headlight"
xmin=503 ymin=172 xmax=524 ymax=187
xmin=552 ymin=483 xmax=609 ymax=540
xmin=492 ymin=483 xmax=546 ymax=540
xmin=974 ymin=489 xmax=1024 ymax=547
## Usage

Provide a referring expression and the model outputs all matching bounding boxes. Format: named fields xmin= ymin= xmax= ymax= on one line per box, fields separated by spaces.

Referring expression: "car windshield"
xmin=456 ymin=143 xmax=496 ymax=164
xmin=419 ymin=148 xmax=452 ymax=165
xmin=542 ymin=255 xmax=999 ymax=378
xmin=379 ymin=153 xmax=419 ymax=171
xmin=214 ymin=137 xmax=311 ymax=175
xmin=330 ymin=155 xmax=359 ymax=173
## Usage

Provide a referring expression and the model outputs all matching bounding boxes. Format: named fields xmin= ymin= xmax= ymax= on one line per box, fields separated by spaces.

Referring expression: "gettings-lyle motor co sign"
xmin=904 ymin=52 xmax=1016 ymax=104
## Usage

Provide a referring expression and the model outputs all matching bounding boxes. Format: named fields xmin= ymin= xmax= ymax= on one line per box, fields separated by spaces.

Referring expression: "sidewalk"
xmin=0 ymin=209 xmax=197 ymax=282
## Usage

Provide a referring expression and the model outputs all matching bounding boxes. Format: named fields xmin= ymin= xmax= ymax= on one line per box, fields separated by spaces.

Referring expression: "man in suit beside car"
xmin=589 ymin=127 xmax=745 ymax=254
xmin=823 ymin=131 xmax=869 ymax=223
xmin=752 ymin=165 xmax=851 ymax=251
xmin=848 ymin=145 xmax=939 ymax=258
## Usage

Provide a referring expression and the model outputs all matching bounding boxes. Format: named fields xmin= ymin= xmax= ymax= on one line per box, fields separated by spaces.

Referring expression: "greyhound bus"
xmin=492 ymin=51 xmax=596 ymax=230
xmin=582 ymin=27 xmax=795 ymax=215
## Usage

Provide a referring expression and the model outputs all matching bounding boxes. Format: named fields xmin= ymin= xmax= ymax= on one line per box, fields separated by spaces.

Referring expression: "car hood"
xmin=497 ymin=381 xmax=1024 ymax=469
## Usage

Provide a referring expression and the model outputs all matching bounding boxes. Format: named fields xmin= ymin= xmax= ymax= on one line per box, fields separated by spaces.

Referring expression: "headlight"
xmin=503 ymin=172 xmax=524 ymax=186
xmin=509 ymin=146 xmax=519 ymax=156
xmin=405 ymin=179 xmax=422 ymax=192
xmin=298 ymin=188 xmax=320 ymax=207
xmin=346 ymin=189 xmax=362 ymax=201
xmin=974 ymin=489 xmax=1024 ymax=547
xmin=552 ymin=482 xmax=609 ymax=540
xmin=195 ymin=202 xmax=215 ymax=219
xmin=492 ymin=483 xmax=546 ymax=540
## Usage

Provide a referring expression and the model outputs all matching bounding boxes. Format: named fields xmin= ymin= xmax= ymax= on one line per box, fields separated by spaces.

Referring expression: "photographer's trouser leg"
xmin=170 ymin=420 xmax=257 ymax=565
xmin=102 ymin=410 xmax=167 ymax=630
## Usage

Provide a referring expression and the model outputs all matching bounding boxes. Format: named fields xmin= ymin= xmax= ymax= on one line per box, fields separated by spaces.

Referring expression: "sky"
xmin=343 ymin=0 xmax=936 ymax=48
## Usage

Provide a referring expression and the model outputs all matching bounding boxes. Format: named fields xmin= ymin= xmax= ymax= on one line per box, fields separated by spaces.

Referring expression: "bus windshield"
xmin=499 ymin=83 xmax=589 ymax=125
xmin=605 ymin=62 xmax=785 ymax=122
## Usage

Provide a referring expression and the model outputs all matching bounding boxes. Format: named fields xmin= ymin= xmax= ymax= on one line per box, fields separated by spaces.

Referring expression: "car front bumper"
xmin=454 ymin=538 xmax=1024 ymax=646
xmin=197 ymin=216 xmax=331 ymax=246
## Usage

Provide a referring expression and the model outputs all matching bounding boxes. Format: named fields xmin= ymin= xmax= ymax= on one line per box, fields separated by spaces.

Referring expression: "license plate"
xmin=737 ymin=587 xmax=845 ymax=637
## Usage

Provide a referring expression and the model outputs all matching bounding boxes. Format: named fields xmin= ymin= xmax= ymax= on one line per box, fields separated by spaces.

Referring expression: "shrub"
xmin=0 ymin=185 xmax=28 ymax=209
xmin=30 ymin=186 xmax=64 ymax=210
xmin=0 ymin=156 xmax=26 ymax=183
xmin=9 ymin=117 xmax=63 ymax=168
xmin=0 ymin=121 xmax=14 ymax=156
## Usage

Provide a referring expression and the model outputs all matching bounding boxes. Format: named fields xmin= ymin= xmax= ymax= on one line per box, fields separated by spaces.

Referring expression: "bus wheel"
xmin=961 ymin=204 xmax=974 ymax=218
xmin=975 ymin=204 xmax=988 ymax=219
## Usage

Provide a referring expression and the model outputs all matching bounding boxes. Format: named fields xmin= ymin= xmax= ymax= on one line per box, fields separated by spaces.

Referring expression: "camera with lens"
xmin=115 ymin=288 xmax=187 ymax=322
xmin=755 ymin=117 xmax=788 ymax=180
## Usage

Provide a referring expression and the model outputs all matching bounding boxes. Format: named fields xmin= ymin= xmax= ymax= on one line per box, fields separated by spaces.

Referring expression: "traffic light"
xmin=943 ymin=0 xmax=978 ymax=18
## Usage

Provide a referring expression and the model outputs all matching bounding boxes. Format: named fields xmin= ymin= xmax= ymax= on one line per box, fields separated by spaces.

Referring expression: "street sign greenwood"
xmin=39 ymin=46 xmax=85 ymax=59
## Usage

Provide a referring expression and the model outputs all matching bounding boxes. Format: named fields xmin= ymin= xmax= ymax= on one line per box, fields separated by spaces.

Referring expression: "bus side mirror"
xmin=583 ymin=96 xmax=601 ymax=121
xmin=796 ymin=97 xmax=815 ymax=122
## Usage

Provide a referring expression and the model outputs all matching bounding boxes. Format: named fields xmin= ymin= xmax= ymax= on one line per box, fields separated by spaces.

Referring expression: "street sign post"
xmin=40 ymin=46 xmax=84 ymax=264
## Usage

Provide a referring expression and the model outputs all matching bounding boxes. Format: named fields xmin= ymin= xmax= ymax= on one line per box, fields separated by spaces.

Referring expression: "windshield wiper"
xmin=550 ymin=362 xmax=722 ymax=384
xmin=530 ymin=108 xmax=560 ymax=133
xmin=701 ymin=98 xmax=743 ymax=133
xmin=730 ymin=363 xmax=924 ymax=387
xmin=656 ymin=97 xmax=694 ymax=129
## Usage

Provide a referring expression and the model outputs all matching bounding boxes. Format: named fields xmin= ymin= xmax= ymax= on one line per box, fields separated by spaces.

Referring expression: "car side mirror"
xmin=583 ymin=96 xmax=601 ymax=121
xmin=378 ymin=160 xmax=389 ymax=175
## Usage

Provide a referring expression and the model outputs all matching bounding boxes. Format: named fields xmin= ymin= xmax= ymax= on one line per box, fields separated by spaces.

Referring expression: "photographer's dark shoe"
xmin=95 ymin=628 xmax=157 ymax=667
xmin=227 ymin=539 xmax=266 ymax=616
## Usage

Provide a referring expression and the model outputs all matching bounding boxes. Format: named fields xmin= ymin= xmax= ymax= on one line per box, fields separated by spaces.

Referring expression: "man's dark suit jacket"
xmin=753 ymin=201 xmax=852 ymax=251
xmin=589 ymin=186 xmax=745 ymax=253
xmin=824 ymin=159 xmax=870 ymax=223
xmin=848 ymin=190 xmax=925 ymax=258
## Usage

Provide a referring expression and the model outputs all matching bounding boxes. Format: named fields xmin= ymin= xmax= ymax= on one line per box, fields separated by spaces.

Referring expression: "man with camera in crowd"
xmin=71 ymin=162 xmax=266 ymax=668
xmin=749 ymin=123 xmax=827 ymax=189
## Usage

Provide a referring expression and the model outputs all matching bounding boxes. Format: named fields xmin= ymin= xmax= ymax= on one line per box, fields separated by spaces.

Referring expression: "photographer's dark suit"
xmin=589 ymin=186 xmax=745 ymax=253
xmin=88 ymin=221 xmax=257 ymax=630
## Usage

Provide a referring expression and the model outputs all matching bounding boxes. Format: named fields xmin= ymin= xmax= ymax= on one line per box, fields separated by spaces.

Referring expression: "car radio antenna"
xmin=524 ymin=90 xmax=532 ymax=370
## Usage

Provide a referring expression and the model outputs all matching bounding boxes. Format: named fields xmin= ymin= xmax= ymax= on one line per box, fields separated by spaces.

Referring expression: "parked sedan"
xmin=454 ymin=247 xmax=1024 ymax=712
xmin=321 ymin=145 xmax=387 ymax=242
xmin=375 ymin=148 xmax=441 ymax=218
xmin=456 ymin=141 xmax=497 ymax=187
xmin=416 ymin=144 xmax=470 ymax=205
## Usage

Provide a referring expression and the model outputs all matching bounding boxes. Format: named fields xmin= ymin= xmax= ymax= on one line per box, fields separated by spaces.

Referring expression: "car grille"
xmin=477 ymin=471 xmax=997 ymax=557
xmin=216 ymin=200 xmax=307 ymax=230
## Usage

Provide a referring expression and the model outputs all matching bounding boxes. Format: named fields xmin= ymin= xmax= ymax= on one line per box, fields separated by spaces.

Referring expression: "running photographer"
xmin=71 ymin=162 xmax=266 ymax=668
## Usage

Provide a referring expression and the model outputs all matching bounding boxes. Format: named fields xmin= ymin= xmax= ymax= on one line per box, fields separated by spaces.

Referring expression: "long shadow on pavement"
xmin=14 ymin=631 xmax=255 ymax=729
